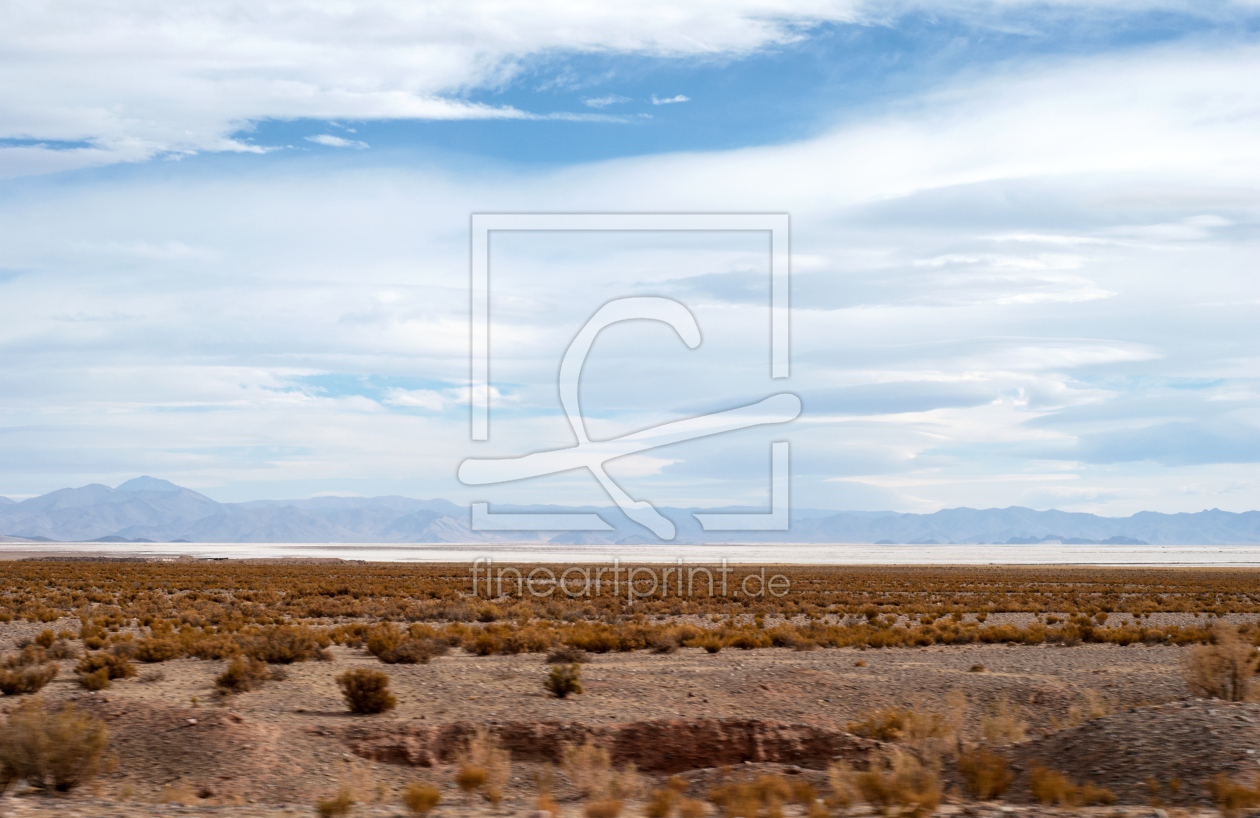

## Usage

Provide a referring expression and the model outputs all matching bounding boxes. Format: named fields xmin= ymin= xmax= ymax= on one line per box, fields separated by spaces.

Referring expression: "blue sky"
xmin=0 ymin=1 xmax=1258 ymax=516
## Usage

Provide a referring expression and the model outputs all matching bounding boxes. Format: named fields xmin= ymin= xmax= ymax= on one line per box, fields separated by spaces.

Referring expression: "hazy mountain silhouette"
xmin=1 ymin=477 xmax=1259 ymax=544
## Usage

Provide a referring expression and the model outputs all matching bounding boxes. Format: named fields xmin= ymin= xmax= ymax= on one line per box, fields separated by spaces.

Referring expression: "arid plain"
xmin=1 ymin=560 xmax=1259 ymax=818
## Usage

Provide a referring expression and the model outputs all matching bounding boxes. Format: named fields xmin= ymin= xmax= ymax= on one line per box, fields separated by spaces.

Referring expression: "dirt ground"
xmin=2 ymin=609 xmax=1238 ymax=818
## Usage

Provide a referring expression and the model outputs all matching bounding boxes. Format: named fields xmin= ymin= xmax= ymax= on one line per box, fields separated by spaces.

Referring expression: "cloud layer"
xmin=0 ymin=6 xmax=1257 ymax=518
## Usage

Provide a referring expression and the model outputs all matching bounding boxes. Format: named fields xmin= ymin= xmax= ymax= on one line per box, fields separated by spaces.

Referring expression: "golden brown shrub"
xmin=317 ymin=787 xmax=354 ymax=817
xmin=215 ymin=656 xmax=272 ymax=693
xmin=1208 ymin=774 xmax=1260 ymax=818
xmin=402 ymin=782 xmax=441 ymax=814
xmin=0 ymin=663 xmax=58 ymax=696
xmin=957 ymin=748 xmax=1013 ymax=799
xmin=336 ymin=668 xmax=396 ymax=714
xmin=0 ymin=699 xmax=109 ymax=792
xmin=852 ymin=751 xmax=940 ymax=818
xmin=1184 ymin=623 xmax=1259 ymax=701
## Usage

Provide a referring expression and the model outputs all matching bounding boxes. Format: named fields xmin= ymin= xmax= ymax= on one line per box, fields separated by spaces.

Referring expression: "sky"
xmin=0 ymin=0 xmax=1258 ymax=516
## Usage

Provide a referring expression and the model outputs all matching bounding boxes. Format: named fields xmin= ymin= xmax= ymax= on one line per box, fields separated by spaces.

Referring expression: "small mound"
xmin=1005 ymin=701 xmax=1260 ymax=805
xmin=79 ymin=698 xmax=308 ymax=801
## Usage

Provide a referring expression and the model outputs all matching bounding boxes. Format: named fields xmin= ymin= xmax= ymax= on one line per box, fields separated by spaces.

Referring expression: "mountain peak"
xmin=115 ymin=476 xmax=183 ymax=493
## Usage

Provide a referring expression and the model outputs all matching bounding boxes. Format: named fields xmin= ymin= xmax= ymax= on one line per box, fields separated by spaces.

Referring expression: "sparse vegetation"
xmin=980 ymin=696 xmax=1027 ymax=745
xmin=1208 ymin=773 xmax=1260 ymax=817
xmin=456 ymin=728 xmax=512 ymax=805
xmin=75 ymin=651 xmax=135 ymax=689
xmin=0 ymin=658 xmax=58 ymax=695
xmin=1184 ymin=622 xmax=1259 ymax=701
xmin=546 ymin=662 xmax=584 ymax=698
xmin=317 ymin=787 xmax=354 ymax=817
xmin=215 ymin=655 xmax=272 ymax=693
xmin=708 ymin=775 xmax=794 ymax=818
xmin=402 ymin=782 xmax=441 ymax=814
xmin=826 ymin=751 xmax=940 ymax=818
xmin=0 ymin=698 xmax=109 ymax=792
xmin=1029 ymin=766 xmax=1116 ymax=806
xmin=957 ymin=748 xmax=1013 ymax=799
xmin=336 ymin=668 xmax=397 ymax=714
xmin=563 ymin=738 xmax=639 ymax=806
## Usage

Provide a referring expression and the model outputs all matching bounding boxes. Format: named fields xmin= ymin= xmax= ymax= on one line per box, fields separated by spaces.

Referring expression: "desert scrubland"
xmin=1 ymin=560 xmax=1260 ymax=817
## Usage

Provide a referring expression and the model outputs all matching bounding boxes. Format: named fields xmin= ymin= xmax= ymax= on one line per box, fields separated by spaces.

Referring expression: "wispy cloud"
xmin=583 ymin=95 xmax=630 ymax=108
xmin=305 ymin=134 xmax=369 ymax=150
xmin=1 ymin=14 xmax=1259 ymax=515
xmin=651 ymin=94 xmax=691 ymax=105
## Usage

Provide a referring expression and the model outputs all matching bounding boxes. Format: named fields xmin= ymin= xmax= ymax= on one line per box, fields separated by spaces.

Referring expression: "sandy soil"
xmin=0 ymin=619 xmax=1219 ymax=818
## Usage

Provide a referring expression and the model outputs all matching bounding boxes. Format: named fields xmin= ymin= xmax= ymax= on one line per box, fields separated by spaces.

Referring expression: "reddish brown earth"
xmin=0 ymin=619 xmax=1251 ymax=816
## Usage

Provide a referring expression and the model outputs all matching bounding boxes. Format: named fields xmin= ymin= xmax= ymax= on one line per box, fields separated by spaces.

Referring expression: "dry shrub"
xmin=366 ymin=623 xmax=448 ymax=665
xmin=0 ymin=698 xmax=109 ymax=792
xmin=134 ymin=637 xmax=184 ymax=662
xmin=696 ymin=633 xmax=724 ymax=654
xmin=648 ymin=632 xmax=681 ymax=654
xmin=547 ymin=644 xmax=591 ymax=663
xmin=456 ymin=728 xmax=512 ymax=805
xmin=968 ymin=664 xmax=986 ymax=673
xmin=546 ymin=663 xmax=584 ymax=698
xmin=47 ymin=639 xmax=78 ymax=660
xmin=646 ymin=787 xmax=677 ymax=818
xmin=980 ymin=697 xmax=1026 ymax=745
xmin=707 ymin=781 xmax=763 ymax=818
xmin=79 ymin=667 xmax=110 ymax=691
xmin=317 ymin=787 xmax=354 ymax=817
xmin=850 ymin=750 xmax=940 ymax=818
xmin=564 ymin=739 xmax=612 ymax=797
xmin=455 ymin=765 xmax=487 ymax=796
xmin=585 ymin=799 xmax=623 ymax=818
xmin=847 ymin=704 xmax=958 ymax=761
xmin=562 ymin=738 xmax=638 ymax=803
xmin=587 ymin=796 xmax=622 ymax=816
xmin=957 ymin=748 xmax=1013 ymax=800
xmin=75 ymin=652 xmax=134 ymax=689
xmin=678 ymin=797 xmax=708 ymax=818
xmin=791 ymin=780 xmax=817 ymax=804
xmin=247 ymin=625 xmax=330 ymax=664
xmin=336 ymin=668 xmax=396 ymax=714
xmin=708 ymin=775 xmax=804 ymax=818
xmin=0 ymin=663 xmax=58 ymax=695
xmin=847 ymin=708 xmax=913 ymax=742
xmin=365 ymin=622 xmax=404 ymax=657
xmin=1051 ymin=689 xmax=1110 ymax=730
xmin=1029 ymin=766 xmax=1116 ymax=806
xmin=1184 ymin=623 xmax=1258 ymax=701
xmin=402 ymin=782 xmax=441 ymax=814
xmin=215 ymin=656 xmax=271 ymax=693
xmin=1209 ymin=774 xmax=1260 ymax=817
xmin=826 ymin=761 xmax=860 ymax=809
xmin=4 ymin=645 xmax=48 ymax=668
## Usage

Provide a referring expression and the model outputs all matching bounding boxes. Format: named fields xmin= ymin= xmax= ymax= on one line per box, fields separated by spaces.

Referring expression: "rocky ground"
xmin=0 ymin=616 xmax=1253 ymax=817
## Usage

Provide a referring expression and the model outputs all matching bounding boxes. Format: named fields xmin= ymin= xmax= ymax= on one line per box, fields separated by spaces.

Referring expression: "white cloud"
xmin=304 ymin=134 xmax=369 ymax=149
xmin=7 ymin=1 xmax=1248 ymax=176
xmin=583 ymin=95 xmax=631 ymax=108
xmin=0 ymin=36 xmax=1258 ymax=514
xmin=0 ymin=0 xmax=869 ymax=175
xmin=651 ymin=94 xmax=691 ymax=105
xmin=382 ymin=389 xmax=449 ymax=411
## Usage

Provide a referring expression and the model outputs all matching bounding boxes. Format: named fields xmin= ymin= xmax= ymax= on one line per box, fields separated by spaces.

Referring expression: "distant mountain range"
xmin=1 ymin=477 xmax=1259 ymax=545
